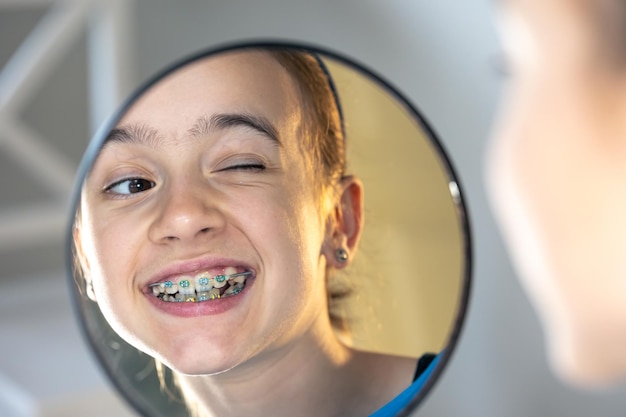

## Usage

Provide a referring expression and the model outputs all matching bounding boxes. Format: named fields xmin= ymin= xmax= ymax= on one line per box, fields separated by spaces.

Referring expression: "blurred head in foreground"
xmin=487 ymin=0 xmax=626 ymax=387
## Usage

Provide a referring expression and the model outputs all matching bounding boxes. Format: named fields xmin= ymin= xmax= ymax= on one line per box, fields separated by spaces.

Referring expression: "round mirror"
xmin=67 ymin=41 xmax=471 ymax=417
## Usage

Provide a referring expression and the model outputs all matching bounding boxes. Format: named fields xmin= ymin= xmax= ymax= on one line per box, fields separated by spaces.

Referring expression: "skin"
xmin=487 ymin=0 xmax=626 ymax=386
xmin=75 ymin=51 xmax=415 ymax=417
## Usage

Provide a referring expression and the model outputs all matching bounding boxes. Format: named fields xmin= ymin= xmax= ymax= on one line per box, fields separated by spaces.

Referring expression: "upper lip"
xmin=144 ymin=256 xmax=255 ymax=290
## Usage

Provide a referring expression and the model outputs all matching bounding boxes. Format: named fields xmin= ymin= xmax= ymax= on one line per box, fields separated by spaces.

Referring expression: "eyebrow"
xmin=103 ymin=113 xmax=281 ymax=148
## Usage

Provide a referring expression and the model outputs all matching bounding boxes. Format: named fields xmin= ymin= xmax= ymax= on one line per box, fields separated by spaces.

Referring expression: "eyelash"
xmin=218 ymin=162 xmax=267 ymax=172
xmin=104 ymin=177 xmax=156 ymax=196
xmin=221 ymin=163 xmax=265 ymax=171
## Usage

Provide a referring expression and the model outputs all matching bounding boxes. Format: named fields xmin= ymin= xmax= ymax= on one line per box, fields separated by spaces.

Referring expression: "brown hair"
xmin=269 ymin=49 xmax=346 ymax=186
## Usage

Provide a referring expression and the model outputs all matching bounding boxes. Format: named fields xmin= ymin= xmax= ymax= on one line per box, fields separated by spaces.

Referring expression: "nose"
xmin=148 ymin=180 xmax=226 ymax=244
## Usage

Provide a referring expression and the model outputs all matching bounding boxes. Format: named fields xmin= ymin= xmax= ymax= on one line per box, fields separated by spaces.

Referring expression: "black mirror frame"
xmin=65 ymin=39 xmax=472 ymax=417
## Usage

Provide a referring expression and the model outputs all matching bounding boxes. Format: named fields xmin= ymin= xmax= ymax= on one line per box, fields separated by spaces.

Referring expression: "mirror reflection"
xmin=68 ymin=43 xmax=470 ymax=417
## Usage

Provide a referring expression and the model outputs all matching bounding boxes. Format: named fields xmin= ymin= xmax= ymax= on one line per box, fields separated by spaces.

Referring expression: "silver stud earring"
xmin=86 ymin=279 xmax=97 ymax=301
xmin=335 ymin=248 xmax=349 ymax=263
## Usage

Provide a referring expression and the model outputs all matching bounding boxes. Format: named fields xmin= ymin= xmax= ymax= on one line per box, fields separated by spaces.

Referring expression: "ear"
xmin=73 ymin=227 xmax=97 ymax=302
xmin=322 ymin=175 xmax=364 ymax=269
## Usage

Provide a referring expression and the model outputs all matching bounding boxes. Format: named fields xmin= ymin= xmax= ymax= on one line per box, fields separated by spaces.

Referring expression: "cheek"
xmin=83 ymin=209 xmax=147 ymax=296
xmin=242 ymin=186 xmax=325 ymax=273
xmin=491 ymin=67 xmax=605 ymax=226
xmin=487 ymin=81 xmax=587 ymax=321
xmin=80 ymin=209 xmax=157 ymax=346
xmin=489 ymin=76 xmax=626 ymax=335
xmin=236 ymin=184 xmax=327 ymax=329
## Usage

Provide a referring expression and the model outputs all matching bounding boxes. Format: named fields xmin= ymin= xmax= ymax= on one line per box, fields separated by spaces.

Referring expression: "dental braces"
xmin=149 ymin=271 xmax=252 ymax=303
xmin=148 ymin=271 xmax=252 ymax=289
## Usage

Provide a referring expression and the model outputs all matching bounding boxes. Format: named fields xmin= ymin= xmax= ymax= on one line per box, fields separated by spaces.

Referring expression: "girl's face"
xmin=76 ymin=51 xmax=349 ymax=375
xmin=487 ymin=0 xmax=626 ymax=385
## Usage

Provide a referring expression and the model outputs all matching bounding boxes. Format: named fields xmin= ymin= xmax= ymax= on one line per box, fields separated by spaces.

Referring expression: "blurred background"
xmin=2 ymin=0 xmax=626 ymax=416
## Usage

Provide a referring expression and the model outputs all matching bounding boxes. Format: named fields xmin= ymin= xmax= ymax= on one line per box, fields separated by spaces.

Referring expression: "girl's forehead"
xmin=118 ymin=51 xmax=304 ymax=137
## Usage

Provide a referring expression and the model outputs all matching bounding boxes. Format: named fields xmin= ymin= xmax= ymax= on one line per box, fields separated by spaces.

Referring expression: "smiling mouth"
xmin=148 ymin=269 xmax=252 ymax=303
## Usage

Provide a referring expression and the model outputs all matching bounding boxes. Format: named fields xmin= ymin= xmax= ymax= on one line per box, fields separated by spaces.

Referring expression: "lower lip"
xmin=145 ymin=278 xmax=254 ymax=318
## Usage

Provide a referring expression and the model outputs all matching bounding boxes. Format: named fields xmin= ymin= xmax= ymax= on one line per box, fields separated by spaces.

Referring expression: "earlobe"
xmin=322 ymin=175 xmax=364 ymax=269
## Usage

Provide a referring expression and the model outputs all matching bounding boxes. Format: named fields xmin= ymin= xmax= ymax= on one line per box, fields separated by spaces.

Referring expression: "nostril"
xmin=199 ymin=227 xmax=211 ymax=234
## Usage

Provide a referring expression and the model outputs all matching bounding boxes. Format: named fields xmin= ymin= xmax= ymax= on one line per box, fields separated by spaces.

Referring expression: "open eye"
xmin=105 ymin=178 xmax=156 ymax=195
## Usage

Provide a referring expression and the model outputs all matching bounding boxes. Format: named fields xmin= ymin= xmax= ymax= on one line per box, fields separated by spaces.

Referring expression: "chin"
xmin=160 ymin=354 xmax=241 ymax=377
xmin=152 ymin=337 xmax=247 ymax=377
xmin=546 ymin=324 xmax=626 ymax=389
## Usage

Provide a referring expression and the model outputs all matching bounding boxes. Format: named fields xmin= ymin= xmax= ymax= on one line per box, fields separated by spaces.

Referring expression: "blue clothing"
xmin=369 ymin=353 xmax=441 ymax=417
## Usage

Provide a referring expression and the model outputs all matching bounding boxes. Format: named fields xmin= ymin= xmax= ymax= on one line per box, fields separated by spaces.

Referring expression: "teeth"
xmin=209 ymin=288 xmax=221 ymax=299
xmin=228 ymin=275 xmax=246 ymax=285
xmin=153 ymin=269 xmax=251 ymax=303
xmin=223 ymin=284 xmax=244 ymax=296
xmin=150 ymin=281 xmax=178 ymax=294
xmin=195 ymin=272 xmax=214 ymax=292
xmin=165 ymin=281 xmax=178 ymax=295
xmin=213 ymin=274 xmax=228 ymax=289
xmin=178 ymin=277 xmax=195 ymax=295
